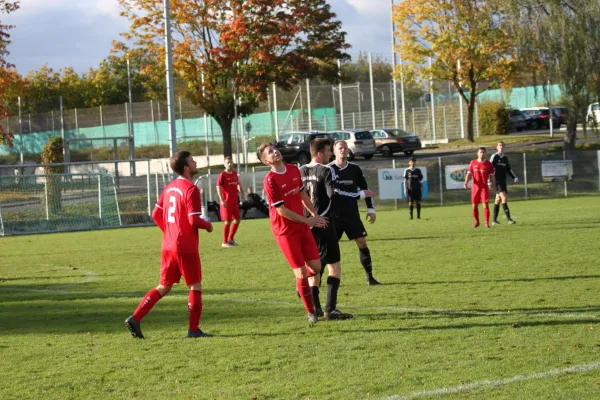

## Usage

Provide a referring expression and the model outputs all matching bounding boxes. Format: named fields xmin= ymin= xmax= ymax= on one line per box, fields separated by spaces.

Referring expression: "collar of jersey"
xmin=271 ymin=165 xmax=287 ymax=175
xmin=176 ymin=176 xmax=192 ymax=182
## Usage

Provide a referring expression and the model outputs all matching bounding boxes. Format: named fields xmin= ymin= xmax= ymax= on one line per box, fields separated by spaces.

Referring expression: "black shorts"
xmin=334 ymin=212 xmax=367 ymax=241
xmin=495 ymin=181 xmax=508 ymax=193
xmin=407 ymin=188 xmax=422 ymax=202
xmin=311 ymin=223 xmax=341 ymax=266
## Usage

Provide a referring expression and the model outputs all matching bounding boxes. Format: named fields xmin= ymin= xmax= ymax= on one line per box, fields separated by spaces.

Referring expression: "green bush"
xmin=478 ymin=101 xmax=510 ymax=136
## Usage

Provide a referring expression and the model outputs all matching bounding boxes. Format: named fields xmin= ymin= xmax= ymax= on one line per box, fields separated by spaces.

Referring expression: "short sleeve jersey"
xmin=490 ymin=153 xmax=517 ymax=182
xmin=468 ymin=159 xmax=494 ymax=188
xmin=216 ymin=170 xmax=239 ymax=204
xmin=155 ymin=177 xmax=203 ymax=253
xmin=299 ymin=162 xmax=335 ymax=217
xmin=263 ymin=164 xmax=305 ymax=237
xmin=404 ymin=168 xmax=423 ymax=190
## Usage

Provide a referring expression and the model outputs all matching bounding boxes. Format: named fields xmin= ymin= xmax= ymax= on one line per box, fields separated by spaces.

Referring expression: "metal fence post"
xmin=44 ymin=179 xmax=50 ymax=220
xmin=207 ymin=169 xmax=212 ymax=202
xmin=597 ymin=151 xmax=600 ymax=192
xmin=252 ymin=166 xmax=256 ymax=193
xmin=412 ymin=108 xmax=416 ymax=134
xmin=369 ymin=53 xmax=376 ymax=129
xmin=338 ymin=59 xmax=344 ymax=130
xmin=306 ymin=79 xmax=312 ymax=131
xmin=443 ymin=106 xmax=447 ymax=140
xmin=393 ymin=158 xmax=398 ymax=210
xmin=523 ymin=153 xmax=528 ymax=200
xmin=352 ymin=113 xmax=356 ymax=129
xmin=98 ymin=175 xmax=103 ymax=226
xmin=382 ymin=110 xmax=385 ymax=127
xmin=439 ymin=157 xmax=444 ymax=206
xmin=147 ymin=160 xmax=152 ymax=215
xmin=18 ymin=97 xmax=23 ymax=164
xmin=99 ymin=105 xmax=105 ymax=138
xmin=563 ymin=149 xmax=568 ymax=197
xmin=273 ymin=83 xmax=279 ymax=141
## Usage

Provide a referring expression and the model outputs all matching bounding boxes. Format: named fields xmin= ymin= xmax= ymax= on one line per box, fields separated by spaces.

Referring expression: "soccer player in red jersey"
xmin=216 ymin=156 xmax=243 ymax=247
xmin=464 ymin=147 xmax=496 ymax=228
xmin=257 ymin=143 xmax=328 ymax=323
xmin=125 ymin=151 xmax=214 ymax=339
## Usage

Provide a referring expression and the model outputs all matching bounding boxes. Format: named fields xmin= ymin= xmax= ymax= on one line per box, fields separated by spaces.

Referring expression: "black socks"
xmin=326 ymin=276 xmax=340 ymax=312
xmin=359 ymin=247 xmax=373 ymax=275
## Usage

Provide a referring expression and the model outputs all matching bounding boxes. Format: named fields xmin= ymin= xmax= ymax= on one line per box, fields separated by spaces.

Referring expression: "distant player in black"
xmin=329 ymin=140 xmax=379 ymax=286
xmin=490 ymin=141 xmax=518 ymax=225
xmin=241 ymin=187 xmax=269 ymax=218
xmin=404 ymin=157 xmax=424 ymax=220
xmin=300 ymin=138 xmax=353 ymax=320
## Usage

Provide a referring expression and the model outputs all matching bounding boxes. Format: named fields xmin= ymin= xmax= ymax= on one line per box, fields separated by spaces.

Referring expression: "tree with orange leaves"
xmin=0 ymin=0 xmax=19 ymax=146
xmin=116 ymin=0 xmax=349 ymax=156
xmin=393 ymin=0 xmax=523 ymax=142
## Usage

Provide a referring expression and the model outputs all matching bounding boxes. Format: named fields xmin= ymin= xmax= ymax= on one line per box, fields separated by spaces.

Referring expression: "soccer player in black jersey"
xmin=300 ymin=138 xmax=353 ymax=320
xmin=490 ymin=141 xmax=518 ymax=225
xmin=329 ymin=140 xmax=379 ymax=285
xmin=403 ymin=157 xmax=424 ymax=219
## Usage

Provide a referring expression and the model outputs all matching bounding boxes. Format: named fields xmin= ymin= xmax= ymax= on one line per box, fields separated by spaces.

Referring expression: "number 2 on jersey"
xmin=167 ymin=196 xmax=176 ymax=223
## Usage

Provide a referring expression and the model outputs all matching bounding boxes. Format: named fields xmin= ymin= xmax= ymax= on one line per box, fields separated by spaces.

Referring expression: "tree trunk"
xmin=564 ymin=119 xmax=577 ymax=150
xmin=466 ymin=97 xmax=476 ymax=142
xmin=217 ymin=117 xmax=234 ymax=157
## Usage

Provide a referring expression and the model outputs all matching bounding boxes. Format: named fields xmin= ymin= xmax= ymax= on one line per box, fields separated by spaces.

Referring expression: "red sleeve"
xmin=152 ymin=189 xmax=166 ymax=232
xmin=186 ymin=186 xmax=212 ymax=230
xmin=264 ymin=175 xmax=284 ymax=208
xmin=216 ymin=172 xmax=223 ymax=188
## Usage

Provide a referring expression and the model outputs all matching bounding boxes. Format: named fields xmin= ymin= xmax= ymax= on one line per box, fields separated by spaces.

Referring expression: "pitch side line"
xmin=378 ymin=362 xmax=600 ymax=400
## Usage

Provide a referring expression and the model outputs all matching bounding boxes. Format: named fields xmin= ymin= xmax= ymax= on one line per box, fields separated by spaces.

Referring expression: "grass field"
xmin=1 ymin=197 xmax=600 ymax=399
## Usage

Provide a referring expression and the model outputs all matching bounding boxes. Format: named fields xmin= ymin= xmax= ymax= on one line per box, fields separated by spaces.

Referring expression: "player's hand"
xmin=308 ymin=215 xmax=328 ymax=228
xmin=221 ymin=201 xmax=227 ymax=208
xmin=363 ymin=189 xmax=376 ymax=198
xmin=463 ymin=183 xmax=468 ymax=189
xmin=366 ymin=213 xmax=376 ymax=224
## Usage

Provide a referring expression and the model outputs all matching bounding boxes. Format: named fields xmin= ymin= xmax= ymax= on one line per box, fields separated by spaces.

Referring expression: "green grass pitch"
xmin=1 ymin=197 xmax=600 ymax=399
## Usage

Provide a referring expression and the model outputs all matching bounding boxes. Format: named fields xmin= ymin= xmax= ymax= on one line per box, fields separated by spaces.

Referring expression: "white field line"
xmin=379 ymin=362 xmax=600 ymax=400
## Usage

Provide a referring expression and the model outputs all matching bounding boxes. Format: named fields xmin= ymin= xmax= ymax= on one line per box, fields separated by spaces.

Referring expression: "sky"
xmin=2 ymin=0 xmax=395 ymax=75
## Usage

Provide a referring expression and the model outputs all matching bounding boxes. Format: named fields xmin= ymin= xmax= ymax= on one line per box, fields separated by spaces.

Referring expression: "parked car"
xmin=520 ymin=107 xmax=559 ymax=130
xmin=329 ymin=129 xmax=376 ymax=160
xmin=551 ymin=106 xmax=568 ymax=128
xmin=508 ymin=109 xmax=528 ymax=132
xmin=587 ymin=102 xmax=600 ymax=125
xmin=369 ymin=128 xmax=422 ymax=157
xmin=273 ymin=131 xmax=332 ymax=165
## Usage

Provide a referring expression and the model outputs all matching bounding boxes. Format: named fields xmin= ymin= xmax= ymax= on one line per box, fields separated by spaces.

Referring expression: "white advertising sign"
xmin=378 ymin=167 xmax=428 ymax=200
xmin=445 ymin=165 xmax=470 ymax=190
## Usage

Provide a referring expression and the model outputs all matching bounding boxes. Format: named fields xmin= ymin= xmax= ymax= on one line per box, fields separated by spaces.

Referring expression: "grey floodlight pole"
xmin=164 ymin=0 xmax=177 ymax=157
xmin=127 ymin=58 xmax=136 ymax=175
xmin=458 ymin=59 xmax=465 ymax=139
xmin=391 ymin=0 xmax=399 ymax=129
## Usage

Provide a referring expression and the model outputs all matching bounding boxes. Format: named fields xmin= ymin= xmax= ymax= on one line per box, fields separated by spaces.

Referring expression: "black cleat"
xmin=508 ymin=219 xmax=516 ymax=225
xmin=324 ymin=309 xmax=354 ymax=320
xmin=307 ymin=312 xmax=318 ymax=324
xmin=125 ymin=316 xmax=144 ymax=339
xmin=187 ymin=329 xmax=212 ymax=338
xmin=316 ymin=307 xmax=324 ymax=317
xmin=367 ymin=275 xmax=380 ymax=286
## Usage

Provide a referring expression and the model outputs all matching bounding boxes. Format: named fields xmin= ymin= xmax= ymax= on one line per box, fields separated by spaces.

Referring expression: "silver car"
xmin=329 ymin=129 xmax=376 ymax=160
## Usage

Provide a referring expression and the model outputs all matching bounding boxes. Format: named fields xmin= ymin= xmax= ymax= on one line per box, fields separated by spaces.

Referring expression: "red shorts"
xmin=160 ymin=250 xmax=202 ymax=286
xmin=471 ymin=186 xmax=489 ymax=204
xmin=220 ymin=202 xmax=240 ymax=221
xmin=275 ymin=226 xmax=320 ymax=269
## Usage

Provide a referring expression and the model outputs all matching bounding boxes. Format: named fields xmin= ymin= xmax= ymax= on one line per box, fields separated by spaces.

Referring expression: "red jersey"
xmin=152 ymin=177 xmax=211 ymax=253
xmin=468 ymin=159 xmax=495 ymax=188
xmin=264 ymin=164 xmax=306 ymax=237
xmin=216 ymin=170 xmax=239 ymax=204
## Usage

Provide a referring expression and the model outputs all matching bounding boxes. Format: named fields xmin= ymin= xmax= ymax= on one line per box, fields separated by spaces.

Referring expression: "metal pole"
xmin=44 ymin=179 xmax=49 ymax=220
xmin=252 ymin=166 xmax=256 ymax=193
xmin=179 ymin=96 xmax=186 ymax=139
xmin=412 ymin=108 xmax=416 ymax=134
xmin=523 ymin=153 xmax=528 ymax=200
xmin=207 ymin=169 xmax=212 ymax=202
xmin=597 ymin=150 xmax=600 ymax=192
xmin=382 ymin=110 xmax=385 ymax=127
xmin=369 ymin=53 xmax=376 ymax=129
xmin=338 ymin=59 xmax=345 ymax=129
xmin=439 ymin=156 xmax=444 ymax=206
xmin=267 ymin=89 xmax=274 ymax=135
xmin=273 ymin=83 xmax=280 ymax=141
xmin=98 ymin=175 xmax=103 ymax=225
xmin=400 ymin=54 xmax=407 ymax=130
xmin=563 ymin=149 xmax=568 ymax=197
xmin=357 ymin=82 xmax=362 ymax=123
xmin=233 ymin=91 xmax=241 ymax=171
xmin=429 ymin=57 xmax=436 ymax=144
xmin=306 ymin=79 xmax=312 ymax=131
xmin=151 ymin=100 xmax=157 ymax=144
xmin=393 ymin=158 xmax=398 ymax=209
xmin=164 ymin=0 xmax=177 ymax=157
xmin=74 ymin=109 xmax=79 ymax=137
xmin=458 ymin=59 xmax=465 ymax=139
xmin=443 ymin=106 xmax=447 ymax=139
xmin=548 ymin=79 xmax=553 ymax=138
xmin=127 ymin=58 xmax=136 ymax=173
xmin=147 ymin=160 xmax=152 ymax=215
xmin=352 ymin=113 xmax=356 ymax=129
xmin=201 ymin=71 xmax=209 ymax=167
xmin=18 ymin=97 xmax=23 ymax=164
xmin=100 ymin=105 xmax=105 ymax=138
xmin=60 ymin=97 xmax=68 ymax=167
xmin=391 ymin=0 xmax=399 ymax=128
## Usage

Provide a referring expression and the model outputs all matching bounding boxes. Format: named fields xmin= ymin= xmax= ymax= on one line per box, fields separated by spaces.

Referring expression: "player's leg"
xmin=482 ymin=189 xmax=491 ymax=227
xmin=493 ymin=191 xmax=501 ymax=224
xmin=182 ymin=254 xmax=211 ymax=338
xmin=415 ymin=190 xmax=422 ymax=219
xmin=355 ymin=235 xmax=380 ymax=285
xmin=408 ymin=197 xmax=414 ymax=220
xmin=227 ymin=204 xmax=241 ymax=245
xmin=471 ymin=188 xmax=480 ymax=227
xmin=499 ymin=191 xmax=515 ymax=223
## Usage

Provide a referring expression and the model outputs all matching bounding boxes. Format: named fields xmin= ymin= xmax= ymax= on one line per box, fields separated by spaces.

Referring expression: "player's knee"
xmin=355 ymin=237 xmax=367 ymax=249
xmin=189 ymin=282 xmax=202 ymax=291
xmin=156 ymin=284 xmax=172 ymax=296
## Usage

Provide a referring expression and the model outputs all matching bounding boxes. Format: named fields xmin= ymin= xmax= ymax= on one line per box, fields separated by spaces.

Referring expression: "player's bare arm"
xmin=217 ymin=187 xmax=227 ymax=208
xmin=464 ymin=172 xmax=473 ymax=189
xmin=276 ymin=204 xmax=327 ymax=228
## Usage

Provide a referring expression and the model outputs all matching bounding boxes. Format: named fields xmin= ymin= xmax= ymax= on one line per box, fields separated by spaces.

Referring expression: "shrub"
xmin=478 ymin=101 xmax=510 ymax=136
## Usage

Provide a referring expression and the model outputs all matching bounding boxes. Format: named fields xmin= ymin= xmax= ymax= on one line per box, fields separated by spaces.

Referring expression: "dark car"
xmin=273 ymin=131 xmax=331 ymax=165
xmin=520 ymin=107 xmax=559 ymax=130
xmin=369 ymin=128 xmax=422 ymax=157
xmin=552 ymin=106 xmax=568 ymax=128
xmin=508 ymin=109 xmax=528 ymax=132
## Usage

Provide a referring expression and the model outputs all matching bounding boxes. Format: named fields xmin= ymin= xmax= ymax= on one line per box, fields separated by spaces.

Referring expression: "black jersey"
xmin=404 ymin=168 xmax=423 ymax=190
xmin=490 ymin=153 xmax=517 ymax=182
xmin=328 ymin=161 xmax=375 ymax=214
xmin=300 ymin=162 xmax=335 ymax=217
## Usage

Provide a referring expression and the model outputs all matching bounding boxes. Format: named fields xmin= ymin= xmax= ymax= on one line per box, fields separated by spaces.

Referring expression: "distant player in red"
xmin=464 ymin=147 xmax=496 ymax=228
xmin=216 ymin=156 xmax=243 ymax=248
xmin=257 ymin=143 xmax=328 ymax=323
xmin=125 ymin=151 xmax=214 ymax=339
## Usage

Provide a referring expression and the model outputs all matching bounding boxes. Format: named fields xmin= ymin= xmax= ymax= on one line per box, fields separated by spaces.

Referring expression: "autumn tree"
xmin=116 ymin=0 xmax=349 ymax=156
xmin=505 ymin=0 xmax=600 ymax=149
xmin=0 ymin=0 xmax=19 ymax=146
xmin=393 ymin=0 xmax=522 ymax=141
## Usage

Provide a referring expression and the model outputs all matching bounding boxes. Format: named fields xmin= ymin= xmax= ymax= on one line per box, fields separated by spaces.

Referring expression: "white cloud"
xmin=17 ymin=0 xmax=121 ymax=18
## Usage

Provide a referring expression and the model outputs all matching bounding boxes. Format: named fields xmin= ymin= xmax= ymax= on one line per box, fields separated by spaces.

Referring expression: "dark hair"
xmin=310 ymin=138 xmax=332 ymax=157
xmin=478 ymin=147 xmax=487 ymax=152
xmin=408 ymin=157 xmax=416 ymax=162
xmin=257 ymin=143 xmax=272 ymax=162
xmin=170 ymin=151 xmax=191 ymax=175
xmin=224 ymin=156 xmax=233 ymax=162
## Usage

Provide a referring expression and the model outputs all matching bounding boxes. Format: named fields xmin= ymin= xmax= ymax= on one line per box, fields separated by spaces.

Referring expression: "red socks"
xmin=223 ymin=223 xmax=230 ymax=244
xmin=228 ymin=222 xmax=239 ymax=242
xmin=484 ymin=208 xmax=490 ymax=225
xmin=296 ymin=278 xmax=315 ymax=313
xmin=188 ymin=290 xmax=203 ymax=332
xmin=472 ymin=208 xmax=479 ymax=223
xmin=132 ymin=288 xmax=162 ymax=322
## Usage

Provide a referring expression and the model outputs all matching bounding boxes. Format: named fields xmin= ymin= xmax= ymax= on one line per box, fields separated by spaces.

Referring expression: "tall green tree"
xmin=393 ymin=0 xmax=522 ymax=141
xmin=116 ymin=0 xmax=349 ymax=156
xmin=505 ymin=0 xmax=600 ymax=149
